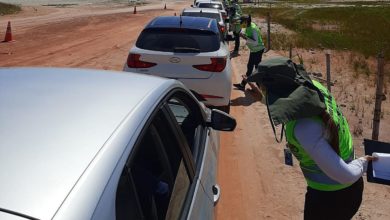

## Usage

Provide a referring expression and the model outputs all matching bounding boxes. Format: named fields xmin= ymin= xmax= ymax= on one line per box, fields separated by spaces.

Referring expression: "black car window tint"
xmin=198 ymin=3 xmax=222 ymax=10
xmin=116 ymin=110 xmax=191 ymax=220
xmin=181 ymin=12 xmax=221 ymax=22
xmin=136 ymin=28 xmax=220 ymax=52
xmin=115 ymin=167 xmax=143 ymax=220
xmin=116 ymin=126 xmax=167 ymax=220
xmin=167 ymin=98 xmax=200 ymax=156
xmin=151 ymin=111 xmax=192 ymax=220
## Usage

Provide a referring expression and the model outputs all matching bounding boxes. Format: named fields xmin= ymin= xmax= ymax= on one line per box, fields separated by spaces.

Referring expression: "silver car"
xmin=0 ymin=68 xmax=236 ymax=220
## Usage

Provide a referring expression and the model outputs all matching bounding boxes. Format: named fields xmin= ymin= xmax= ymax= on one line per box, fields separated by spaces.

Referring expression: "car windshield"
xmin=198 ymin=3 xmax=222 ymax=10
xmin=136 ymin=28 xmax=220 ymax=52
xmin=181 ymin=12 xmax=221 ymax=22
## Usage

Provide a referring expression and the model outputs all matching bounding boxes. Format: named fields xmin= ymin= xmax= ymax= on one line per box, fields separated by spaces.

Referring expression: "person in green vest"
xmin=246 ymin=57 xmax=377 ymax=220
xmin=225 ymin=0 xmax=232 ymax=7
xmin=233 ymin=15 xmax=265 ymax=90
xmin=229 ymin=0 xmax=242 ymax=56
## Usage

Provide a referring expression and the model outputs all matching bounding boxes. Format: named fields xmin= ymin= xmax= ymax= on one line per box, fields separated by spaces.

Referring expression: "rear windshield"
xmin=136 ymin=28 xmax=220 ymax=53
xmin=181 ymin=12 xmax=221 ymax=22
xmin=198 ymin=3 xmax=222 ymax=10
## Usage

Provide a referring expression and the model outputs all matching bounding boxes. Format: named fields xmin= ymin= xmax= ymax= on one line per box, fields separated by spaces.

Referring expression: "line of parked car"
xmin=0 ymin=1 xmax=238 ymax=220
xmin=124 ymin=0 xmax=234 ymax=113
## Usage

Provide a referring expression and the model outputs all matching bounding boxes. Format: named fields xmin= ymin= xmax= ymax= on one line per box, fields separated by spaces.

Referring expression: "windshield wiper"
xmin=173 ymin=47 xmax=200 ymax=53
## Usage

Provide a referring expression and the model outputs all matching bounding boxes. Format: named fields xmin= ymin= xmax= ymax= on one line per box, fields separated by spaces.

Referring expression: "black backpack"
xmin=247 ymin=57 xmax=326 ymax=142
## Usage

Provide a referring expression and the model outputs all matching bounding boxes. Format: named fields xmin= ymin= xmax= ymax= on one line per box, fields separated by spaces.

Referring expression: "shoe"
xmin=233 ymin=83 xmax=245 ymax=91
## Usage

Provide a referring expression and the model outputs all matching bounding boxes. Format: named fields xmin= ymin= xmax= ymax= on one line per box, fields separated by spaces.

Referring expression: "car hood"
xmin=0 ymin=68 xmax=175 ymax=219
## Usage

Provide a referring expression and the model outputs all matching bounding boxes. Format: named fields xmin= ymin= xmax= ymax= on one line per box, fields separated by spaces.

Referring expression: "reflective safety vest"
xmin=233 ymin=2 xmax=242 ymax=15
xmin=286 ymin=80 xmax=354 ymax=191
xmin=226 ymin=0 xmax=232 ymax=7
xmin=244 ymin=22 xmax=264 ymax=53
xmin=230 ymin=3 xmax=242 ymax=33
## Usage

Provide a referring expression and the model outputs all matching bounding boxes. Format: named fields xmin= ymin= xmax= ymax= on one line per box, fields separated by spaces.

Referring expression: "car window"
xmin=198 ymin=3 xmax=222 ymax=10
xmin=181 ymin=12 xmax=221 ymax=22
xmin=166 ymin=95 xmax=205 ymax=165
xmin=136 ymin=28 xmax=220 ymax=53
xmin=116 ymin=110 xmax=191 ymax=220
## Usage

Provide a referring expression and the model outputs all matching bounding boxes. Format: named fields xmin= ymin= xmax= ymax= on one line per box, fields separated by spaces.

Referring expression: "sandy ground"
xmin=1 ymin=1 xmax=389 ymax=219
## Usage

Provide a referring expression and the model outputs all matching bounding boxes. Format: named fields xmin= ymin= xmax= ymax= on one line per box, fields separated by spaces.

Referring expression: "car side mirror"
xmin=207 ymin=109 xmax=236 ymax=131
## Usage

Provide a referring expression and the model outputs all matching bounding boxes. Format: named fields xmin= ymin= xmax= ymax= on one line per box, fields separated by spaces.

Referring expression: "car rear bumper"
xmin=178 ymin=71 xmax=231 ymax=107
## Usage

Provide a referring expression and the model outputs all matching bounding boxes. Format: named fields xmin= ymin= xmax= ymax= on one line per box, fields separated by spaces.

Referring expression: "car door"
xmin=163 ymin=91 xmax=220 ymax=220
xmin=113 ymin=89 xmax=219 ymax=220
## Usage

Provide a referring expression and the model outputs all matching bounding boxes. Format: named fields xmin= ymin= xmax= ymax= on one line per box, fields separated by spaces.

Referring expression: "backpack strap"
xmin=266 ymin=91 xmax=285 ymax=143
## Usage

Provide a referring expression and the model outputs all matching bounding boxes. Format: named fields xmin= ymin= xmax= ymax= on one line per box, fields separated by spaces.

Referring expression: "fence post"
xmin=372 ymin=51 xmax=385 ymax=140
xmin=267 ymin=12 xmax=271 ymax=51
xmin=326 ymin=51 xmax=331 ymax=92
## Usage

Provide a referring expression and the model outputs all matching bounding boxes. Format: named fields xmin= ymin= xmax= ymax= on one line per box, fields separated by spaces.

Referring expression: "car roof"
xmin=196 ymin=0 xmax=223 ymax=5
xmin=182 ymin=7 xmax=222 ymax=14
xmin=195 ymin=0 xmax=222 ymax=3
xmin=0 ymin=68 xmax=181 ymax=219
xmin=196 ymin=1 xmax=226 ymax=12
xmin=146 ymin=16 xmax=219 ymax=33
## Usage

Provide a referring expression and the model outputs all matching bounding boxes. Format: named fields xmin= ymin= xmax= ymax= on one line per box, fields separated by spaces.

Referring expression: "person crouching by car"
xmin=233 ymin=15 xmax=265 ymax=91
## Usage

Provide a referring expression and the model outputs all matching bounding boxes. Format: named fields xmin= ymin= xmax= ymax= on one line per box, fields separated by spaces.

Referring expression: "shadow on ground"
xmin=231 ymin=89 xmax=259 ymax=107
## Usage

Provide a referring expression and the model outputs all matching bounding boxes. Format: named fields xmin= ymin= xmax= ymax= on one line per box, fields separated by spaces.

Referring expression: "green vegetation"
xmin=0 ymin=2 xmax=21 ymax=16
xmin=245 ymin=5 xmax=390 ymax=59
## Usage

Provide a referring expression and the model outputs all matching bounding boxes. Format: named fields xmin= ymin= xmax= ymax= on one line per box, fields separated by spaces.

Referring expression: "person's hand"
xmin=364 ymin=155 xmax=378 ymax=162
xmin=155 ymin=181 xmax=169 ymax=196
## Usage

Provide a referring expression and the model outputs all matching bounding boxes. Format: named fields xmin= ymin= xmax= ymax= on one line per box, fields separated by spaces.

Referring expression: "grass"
xmin=0 ymin=2 xmax=21 ymax=16
xmin=244 ymin=5 xmax=390 ymax=60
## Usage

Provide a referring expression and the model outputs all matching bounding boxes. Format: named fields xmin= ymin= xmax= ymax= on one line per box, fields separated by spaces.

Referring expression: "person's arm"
xmin=242 ymin=28 xmax=258 ymax=46
xmin=294 ymin=119 xmax=369 ymax=184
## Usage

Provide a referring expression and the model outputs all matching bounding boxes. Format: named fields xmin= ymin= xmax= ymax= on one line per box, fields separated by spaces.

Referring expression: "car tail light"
xmin=200 ymin=94 xmax=224 ymax=99
xmin=219 ymin=25 xmax=225 ymax=33
xmin=127 ymin=53 xmax=157 ymax=68
xmin=193 ymin=57 xmax=226 ymax=72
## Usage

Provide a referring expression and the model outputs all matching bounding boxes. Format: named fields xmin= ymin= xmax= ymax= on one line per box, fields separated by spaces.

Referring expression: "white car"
xmin=0 ymin=68 xmax=236 ymax=220
xmin=194 ymin=0 xmax=228 ymax=20
xmin=181 ymin=7 xmax=228 ymax=38
xmin=123 ymin=16 xmax=232 ymax=113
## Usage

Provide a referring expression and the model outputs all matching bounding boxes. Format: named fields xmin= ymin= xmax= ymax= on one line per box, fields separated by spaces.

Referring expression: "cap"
xmin=240 ymin=15 xmax=250 ymax=24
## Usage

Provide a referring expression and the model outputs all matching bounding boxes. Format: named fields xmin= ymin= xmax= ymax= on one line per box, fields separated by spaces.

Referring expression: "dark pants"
xmin=242 ymin=49 xmax=264 ymax=86
xmin=304 ymin=177 xmax=364 ymax=220
xmin=233 ymin=32 xmax=240 ymax=52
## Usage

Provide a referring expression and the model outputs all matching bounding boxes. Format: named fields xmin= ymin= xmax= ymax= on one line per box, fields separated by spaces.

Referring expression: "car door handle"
xmin=212 ymin=184 xmax=220 ymax=206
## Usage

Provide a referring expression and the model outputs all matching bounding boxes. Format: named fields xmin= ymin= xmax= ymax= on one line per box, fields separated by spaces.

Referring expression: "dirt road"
xmin=1 ymin=1 xmax=389 ymax=219
xmin=0 ymin=1 xmax=181 ymax=69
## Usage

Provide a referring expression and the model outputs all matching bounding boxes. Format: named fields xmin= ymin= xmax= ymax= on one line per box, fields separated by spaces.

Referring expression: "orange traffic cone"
xmin=133 ymin=6 xmax=137 ymax=14
xmin=3 ymin=21 xmax=13 ymax=42
xmin=164 ymin=4 xmax=167 ymax=10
